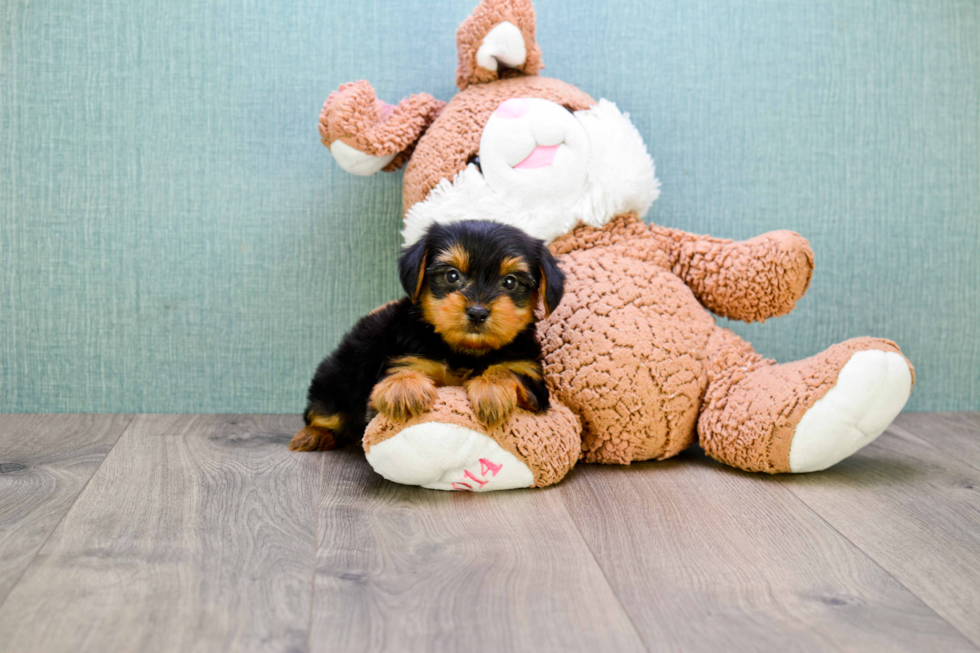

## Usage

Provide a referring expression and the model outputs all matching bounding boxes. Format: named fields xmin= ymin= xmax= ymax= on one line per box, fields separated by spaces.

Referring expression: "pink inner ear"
xmin=494 ymin=98 xmax=531 ymax=119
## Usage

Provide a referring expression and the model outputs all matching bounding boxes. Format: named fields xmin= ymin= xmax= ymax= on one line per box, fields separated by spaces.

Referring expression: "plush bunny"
xmin=316 ymin=0 xmax=914 ymax=491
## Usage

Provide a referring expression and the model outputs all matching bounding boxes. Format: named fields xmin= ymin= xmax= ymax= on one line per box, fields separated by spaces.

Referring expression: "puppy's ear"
xmin=537 ymin=245 xmax=565 ymax=317
xmin=398 ymin=239 xmax=429 ymax=302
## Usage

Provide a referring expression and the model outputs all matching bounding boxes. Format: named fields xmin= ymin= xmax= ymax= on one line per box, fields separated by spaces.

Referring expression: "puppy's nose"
xmin=466 ymin=305 xmax=490 ymax=324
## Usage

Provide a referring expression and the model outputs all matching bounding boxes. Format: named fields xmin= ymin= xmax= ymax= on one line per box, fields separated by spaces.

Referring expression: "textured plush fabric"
xmin=455 ymin=0 xmax=543 ymax=90
xmin=319 ymin=81 xmax=445 ymax=172
xmin=540 ymin=214 xmax=913 ymax=471
xmin=1 ymin=0 xmax=977 ymax=413
xmin=550 ymin=214 xmax=814 ymax=323
xmin=698 ymin=335 xmax=910 ymax=472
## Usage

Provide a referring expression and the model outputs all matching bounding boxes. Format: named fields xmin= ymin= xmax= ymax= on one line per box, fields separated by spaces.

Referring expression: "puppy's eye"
xmin=466 ymin=154 xmax=482 ymax=172
xmin=502 ymin=275 xmax=518 ymax=291
xmin=446 ymin=269 xmax=461 ymax=285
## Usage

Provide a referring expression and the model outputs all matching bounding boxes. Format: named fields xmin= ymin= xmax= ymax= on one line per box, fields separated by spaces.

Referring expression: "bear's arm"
xmin=550 ymin=215 xmax=814 ymax=322
xmin=665 ymin=227 xmax=814 ymax=322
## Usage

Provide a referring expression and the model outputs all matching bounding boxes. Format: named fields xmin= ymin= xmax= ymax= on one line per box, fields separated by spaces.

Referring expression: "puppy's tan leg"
xmin=370 ymin=368 xmax=439 ymax=422
xmin=465 ymin=362 xmax=542 ymax=427
xmin=289 ymin=414 xmax=343 ymax=451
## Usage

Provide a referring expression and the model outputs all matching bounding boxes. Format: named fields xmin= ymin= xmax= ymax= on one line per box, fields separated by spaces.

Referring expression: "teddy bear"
xmin=314 ymin=0 xmax=914 ymax=491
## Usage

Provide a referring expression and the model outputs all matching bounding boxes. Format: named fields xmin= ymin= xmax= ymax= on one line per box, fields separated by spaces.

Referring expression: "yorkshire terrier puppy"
xmin=289 ymin=220 xmax=565 ymax=452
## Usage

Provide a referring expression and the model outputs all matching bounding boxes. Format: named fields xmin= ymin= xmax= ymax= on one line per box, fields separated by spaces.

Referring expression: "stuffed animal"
xmin=316 ymin=0 xmax=914 ymax=491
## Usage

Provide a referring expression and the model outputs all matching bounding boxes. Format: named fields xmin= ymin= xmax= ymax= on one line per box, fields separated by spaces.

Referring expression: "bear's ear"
xmin=319 ymin=80 xmax=445 ymax=176
xmin=456 ymin=0 xmax=544 ymax=90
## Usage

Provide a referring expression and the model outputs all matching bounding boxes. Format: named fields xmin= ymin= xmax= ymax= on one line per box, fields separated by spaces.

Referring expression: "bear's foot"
xmin=363 ymin=387 xmax=581 ymax=491
xmin=789 ymin=349 xmax=912 ymax=472
xmin=366 ymin=422 xmax=534 ymax=491
xmin=700 ymin=336 xmax=913 ymax=473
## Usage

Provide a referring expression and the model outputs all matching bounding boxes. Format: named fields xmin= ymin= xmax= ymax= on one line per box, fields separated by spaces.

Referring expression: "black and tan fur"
xmin=289 ymin=220 xmax=565 ymax=451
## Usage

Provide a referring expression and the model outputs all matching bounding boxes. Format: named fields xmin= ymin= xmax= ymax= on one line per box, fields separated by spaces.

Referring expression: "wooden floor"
xmin=0 ymin=413 xmax=978 ymax=652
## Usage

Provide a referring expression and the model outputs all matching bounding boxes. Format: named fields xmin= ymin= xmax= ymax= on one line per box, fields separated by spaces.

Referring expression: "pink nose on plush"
xmin=494 ymin=98 xmax=531 ymax=119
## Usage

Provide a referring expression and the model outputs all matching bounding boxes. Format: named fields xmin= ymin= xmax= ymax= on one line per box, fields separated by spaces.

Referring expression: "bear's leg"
xmin=699 ymin=328 xmax=913 ymax=473
xmin=362 ymin=387 xmax=581 ymax=491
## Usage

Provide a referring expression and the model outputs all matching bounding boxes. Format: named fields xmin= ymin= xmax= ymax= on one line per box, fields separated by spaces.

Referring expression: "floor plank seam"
xmin=779 ymin=482 xmax=980 ymax=651
xmin=305 ymin=453 xmax=328 ymax=653
xmin=888 ymin=422 xmax=980 ymax=476
xmin=0 ymin=413 xmax=138 ymax=614
xmin=555 ymin=484 xmax=653 ymax=653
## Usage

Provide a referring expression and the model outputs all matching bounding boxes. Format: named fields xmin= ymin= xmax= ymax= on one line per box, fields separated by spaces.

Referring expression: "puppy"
xmin=289 ymin=220 xmax=565 ymax=452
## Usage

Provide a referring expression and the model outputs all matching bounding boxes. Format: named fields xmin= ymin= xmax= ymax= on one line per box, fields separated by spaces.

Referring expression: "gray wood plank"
xmin=782 ymin=418 xmax=980 ymax=648
xmin=559 ymin=449 xmax=977 ymax=653
xmin=0 ymin=414 xmax=322 ymax=653
xmin=309 ymin=448 xmax=647 ymax=653
xmin=890 ymin=412 xmax=980 ymax=472
xmin=0 ymin=414 xmax=133 ymax=605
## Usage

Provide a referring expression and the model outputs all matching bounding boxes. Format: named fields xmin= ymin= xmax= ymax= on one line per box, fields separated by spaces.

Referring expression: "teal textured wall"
xmin=1 ymin=0 xmax=977 ymax=413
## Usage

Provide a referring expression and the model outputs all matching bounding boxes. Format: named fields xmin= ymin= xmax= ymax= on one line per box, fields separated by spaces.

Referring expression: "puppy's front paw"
xmin=465 ymin=375 xmax=520 ymax=428
xmin=370 ymin=371 xmax=437 ymax=422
